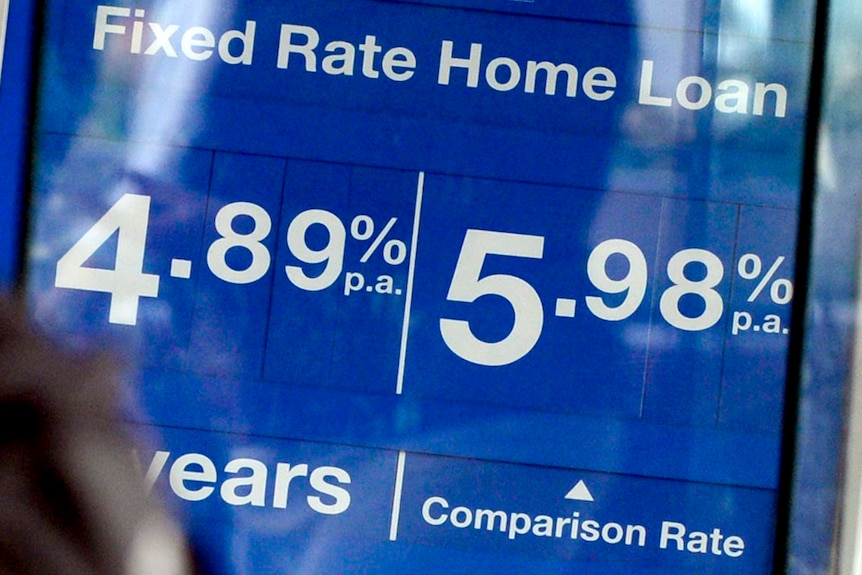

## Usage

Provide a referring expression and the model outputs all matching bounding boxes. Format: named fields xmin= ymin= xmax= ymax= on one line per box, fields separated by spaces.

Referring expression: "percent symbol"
xmin=737 ymin=253 xmax=793 ymax=304
xmin=350 ymin=215 xmax=407 ymax=265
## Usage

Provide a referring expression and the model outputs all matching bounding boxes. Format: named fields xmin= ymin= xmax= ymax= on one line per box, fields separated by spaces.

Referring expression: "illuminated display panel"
xmin=22 ymin=1 xmax=827 ymax=573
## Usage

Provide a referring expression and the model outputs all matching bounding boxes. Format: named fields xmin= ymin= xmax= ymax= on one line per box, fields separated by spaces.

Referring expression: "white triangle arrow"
xmin=565 ymin=480 xmax=594 ymax=502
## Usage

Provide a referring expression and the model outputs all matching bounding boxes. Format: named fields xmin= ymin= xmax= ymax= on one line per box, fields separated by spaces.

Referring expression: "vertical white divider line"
xmin=396 ymin=171 xmax=425 ymax=395
xmin=389 ymin=450 xmax=407 ymax=542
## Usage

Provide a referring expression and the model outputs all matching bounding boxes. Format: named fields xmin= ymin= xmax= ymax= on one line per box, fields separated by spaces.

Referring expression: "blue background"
xmin=0 ymin=0 xmax=36 ymax=289
xmin=24 ymin=0 xmax=815 ymax=572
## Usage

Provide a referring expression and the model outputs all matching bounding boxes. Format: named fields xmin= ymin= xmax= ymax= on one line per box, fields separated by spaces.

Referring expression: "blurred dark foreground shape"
xmin=0 ymin=297 xmax=194 ymax=574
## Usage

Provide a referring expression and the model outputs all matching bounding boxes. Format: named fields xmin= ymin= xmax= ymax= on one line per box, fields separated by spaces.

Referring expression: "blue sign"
xmin=25 ymin=1 xmax=813 ymax=572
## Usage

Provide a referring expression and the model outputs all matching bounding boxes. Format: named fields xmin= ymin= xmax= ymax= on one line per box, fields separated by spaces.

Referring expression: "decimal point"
xmin=555 ymin=298 xmax=577 ymax=318
xmin=170 ymin=259 xmax=193 ymax=279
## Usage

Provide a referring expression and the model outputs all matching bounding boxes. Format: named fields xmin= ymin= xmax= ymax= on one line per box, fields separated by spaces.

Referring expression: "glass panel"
xmin=24 ymin=1 xmax=823 ymax=572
